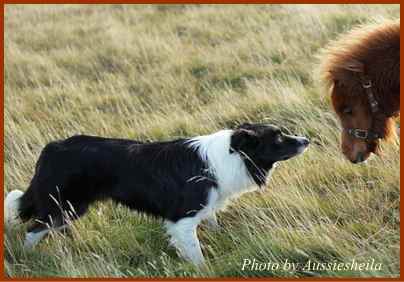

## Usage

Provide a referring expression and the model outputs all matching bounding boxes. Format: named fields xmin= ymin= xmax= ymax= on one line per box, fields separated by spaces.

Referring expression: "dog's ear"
xmin=230 ymin=129 xmax=258 ymax=154
xmin=237 ymin=122 xmax=252 ymax=129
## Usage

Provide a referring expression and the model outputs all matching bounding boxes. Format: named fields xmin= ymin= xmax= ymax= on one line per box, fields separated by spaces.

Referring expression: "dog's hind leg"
xmin=165 ymin=217 xmax=205 ymax=266
xmin=23 ymin=196 xmax=90 ymax=248
xmin=24 ymin=226 xmax=50 ymax=248
xmin=24 ymin=216 xmax=67 ymax=248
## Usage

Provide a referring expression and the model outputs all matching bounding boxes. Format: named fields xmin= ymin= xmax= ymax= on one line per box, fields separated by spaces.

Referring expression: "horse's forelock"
xmin=320 ymin=20 xmax=400 ymax=90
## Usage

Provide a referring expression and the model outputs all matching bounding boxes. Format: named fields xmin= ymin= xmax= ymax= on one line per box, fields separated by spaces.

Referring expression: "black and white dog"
xmin=5 ymin=123 xmax=309 ymax=265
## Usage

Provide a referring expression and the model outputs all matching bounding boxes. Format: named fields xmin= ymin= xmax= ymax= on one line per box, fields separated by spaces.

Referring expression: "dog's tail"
xmin=4 ymin=190 xmax=24 ymax=228
xmin=5 ymin=185 xmax=37 ymax=228
xmin=5 ymin=143 xmax=60 ymax=229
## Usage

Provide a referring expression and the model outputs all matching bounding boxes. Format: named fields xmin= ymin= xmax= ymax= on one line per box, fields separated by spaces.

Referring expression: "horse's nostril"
xmin=356 ymin=152 xmax=365 ymax=163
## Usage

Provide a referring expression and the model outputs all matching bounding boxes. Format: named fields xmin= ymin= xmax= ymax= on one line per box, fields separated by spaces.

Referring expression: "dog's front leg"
xmin=165 ymin=218 xmax=205 ymax=266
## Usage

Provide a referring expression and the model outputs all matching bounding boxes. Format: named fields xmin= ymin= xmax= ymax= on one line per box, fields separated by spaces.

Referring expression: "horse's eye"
xmin=342 ymin=107 xmax=353 ymax=115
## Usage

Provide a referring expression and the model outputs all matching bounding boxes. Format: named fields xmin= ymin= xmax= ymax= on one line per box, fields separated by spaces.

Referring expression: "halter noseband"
xmin=345 ymin=73 xmax=382 ymax=141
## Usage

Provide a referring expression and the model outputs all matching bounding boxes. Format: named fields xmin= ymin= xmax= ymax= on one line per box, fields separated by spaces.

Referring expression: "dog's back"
xmin=8 ymin=135 xmax=144 ymax=225
xmin=7 ymin=134 xmax=215 ymax=230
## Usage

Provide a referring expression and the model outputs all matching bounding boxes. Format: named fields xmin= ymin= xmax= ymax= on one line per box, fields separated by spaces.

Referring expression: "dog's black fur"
xmin=19 ymin=136 xmax=216 ymax=229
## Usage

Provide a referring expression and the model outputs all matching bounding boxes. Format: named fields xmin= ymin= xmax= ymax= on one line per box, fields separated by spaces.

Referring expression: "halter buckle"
xmin=362 ymin=80 xmax=372 ymax=89
xmin=370 ymin=101 xmax=379 ymax=112
xmin=348 ymin=129 xmax=368 ymax=139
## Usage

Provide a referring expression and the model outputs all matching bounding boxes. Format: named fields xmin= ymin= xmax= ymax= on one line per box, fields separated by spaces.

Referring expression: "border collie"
xmin=5 ymin=123 xmax=309 ymax=265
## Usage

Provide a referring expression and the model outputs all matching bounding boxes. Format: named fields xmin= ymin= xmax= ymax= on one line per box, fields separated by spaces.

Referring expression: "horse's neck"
xmin=373 ymin=61 xmax=400 ymax=117
xmin=383 ymin=84 xmax=400 ymax=117
xmin=380 ymin=89 xmax=400 ymax=118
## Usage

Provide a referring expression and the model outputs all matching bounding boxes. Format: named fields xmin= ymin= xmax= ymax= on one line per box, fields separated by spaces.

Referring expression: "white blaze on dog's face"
xmin=230 ymin=123 xmax=309 ymax=163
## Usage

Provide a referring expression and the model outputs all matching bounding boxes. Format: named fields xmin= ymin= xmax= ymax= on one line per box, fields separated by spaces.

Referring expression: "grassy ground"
xmin=4 ymin=4 xmax=400 ymax=278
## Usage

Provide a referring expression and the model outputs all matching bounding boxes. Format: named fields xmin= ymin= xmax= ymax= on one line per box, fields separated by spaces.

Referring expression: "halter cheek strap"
xmin=346 ymin=73 xmax=383 ymax=141
xmin=360 ymin=74 xmax=379 ymax=114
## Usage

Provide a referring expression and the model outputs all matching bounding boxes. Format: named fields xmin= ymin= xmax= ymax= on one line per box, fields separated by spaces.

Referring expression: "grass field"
xmin=4 ymin=4 xmax=400 ymax=278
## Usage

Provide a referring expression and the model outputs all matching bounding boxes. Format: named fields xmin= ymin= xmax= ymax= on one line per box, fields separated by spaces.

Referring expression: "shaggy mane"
xmin=320 ymin=20 xmax=400 ymax=88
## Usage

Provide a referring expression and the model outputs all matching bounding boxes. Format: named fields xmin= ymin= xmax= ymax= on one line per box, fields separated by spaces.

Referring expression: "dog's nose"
xmin=300 ymin=138 xmax=310 ymax=146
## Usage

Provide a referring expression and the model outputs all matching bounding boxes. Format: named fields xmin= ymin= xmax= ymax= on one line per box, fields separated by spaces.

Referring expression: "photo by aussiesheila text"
xmin=241 ymin=258 xmax=382 ymax=272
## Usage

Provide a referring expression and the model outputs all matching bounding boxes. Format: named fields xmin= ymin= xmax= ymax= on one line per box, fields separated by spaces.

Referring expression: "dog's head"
xmin=230 ymin=123 xmax=309 ymax=168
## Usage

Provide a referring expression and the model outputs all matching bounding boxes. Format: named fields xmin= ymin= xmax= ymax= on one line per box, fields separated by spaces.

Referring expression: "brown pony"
xmin=320 ymin=21 xmax=400 ymax=163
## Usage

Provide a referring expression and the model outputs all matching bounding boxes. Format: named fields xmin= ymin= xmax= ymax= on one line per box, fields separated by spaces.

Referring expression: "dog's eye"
xmin=274 ymin=134 xmax=283 ymax=144
xmin=342 ymin=107 xmax=353 ymax=115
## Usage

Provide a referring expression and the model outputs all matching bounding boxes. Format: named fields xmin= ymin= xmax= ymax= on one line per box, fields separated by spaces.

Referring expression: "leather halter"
xmin=345 ymin=73 xmax=382 ymax=141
